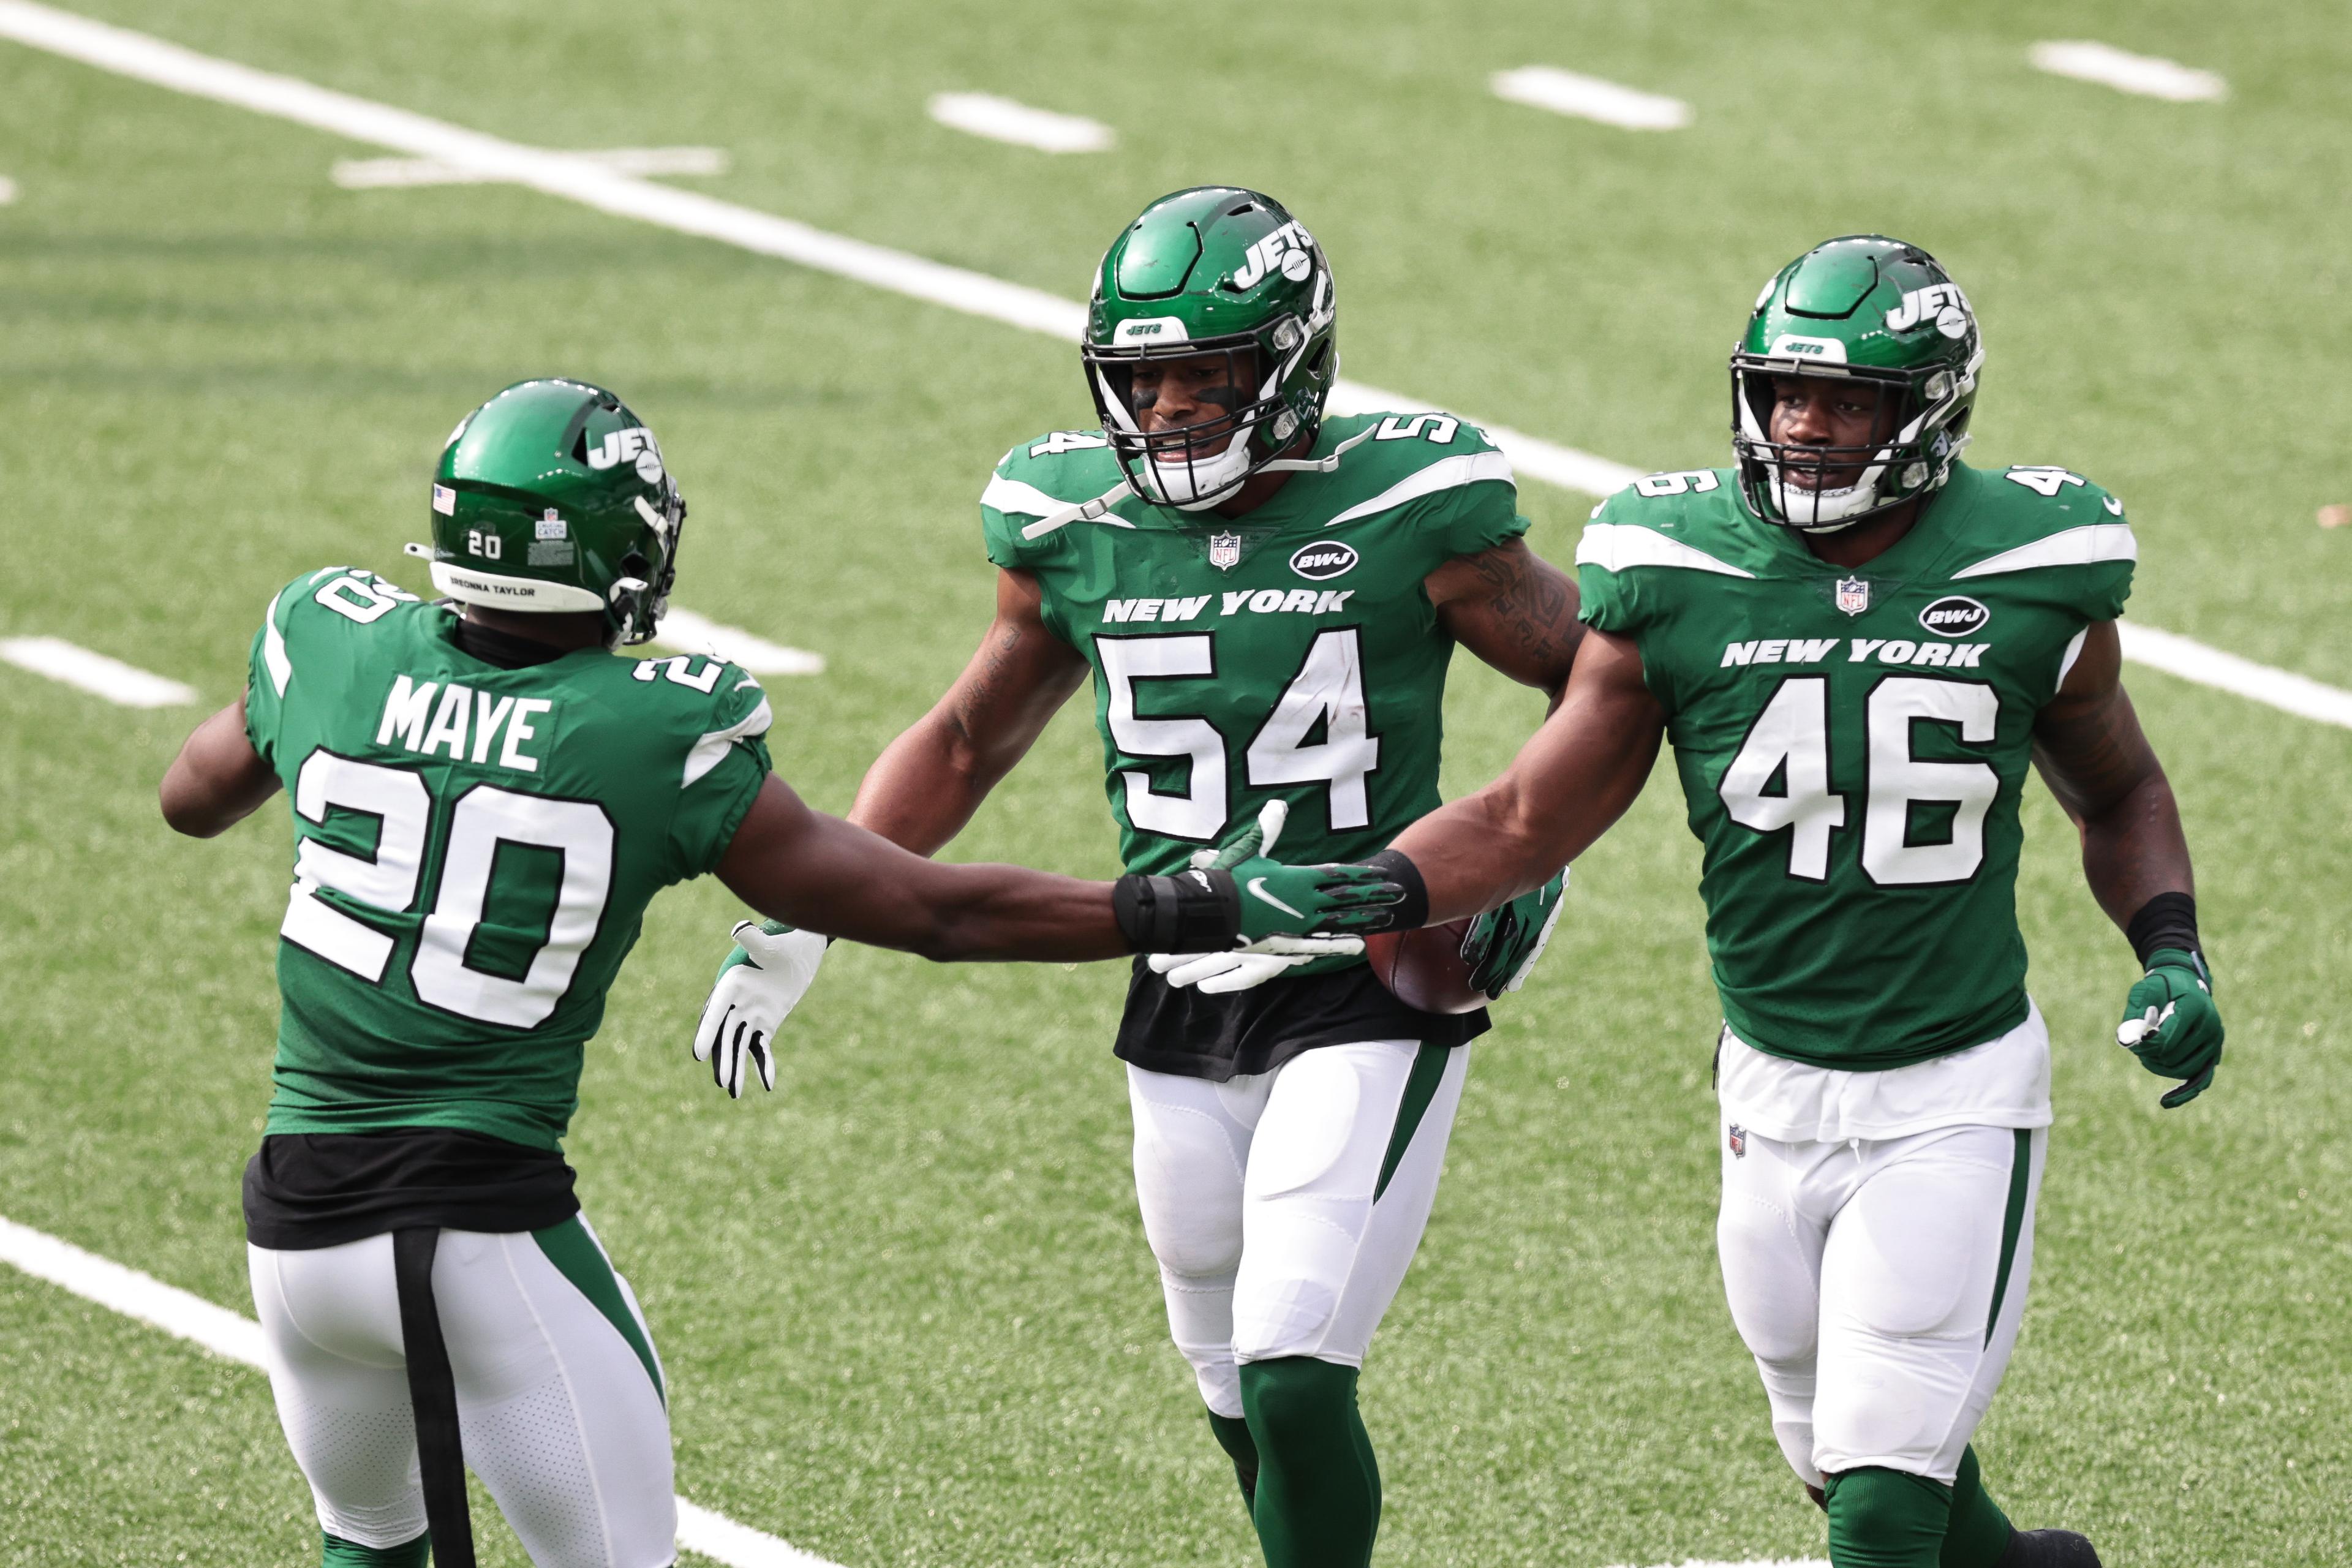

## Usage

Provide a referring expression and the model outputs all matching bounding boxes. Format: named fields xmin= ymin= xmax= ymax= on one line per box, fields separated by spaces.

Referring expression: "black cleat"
xmin=1998 ymin=1528 xmax=2101 ymax=1567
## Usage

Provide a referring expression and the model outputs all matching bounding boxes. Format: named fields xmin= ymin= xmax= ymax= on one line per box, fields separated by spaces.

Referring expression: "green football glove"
xmin=1212 ymin=801 xmax=1411 ymax=946
xmin=2116 ymin=947 xmax=2223 ymax=1109
xmin=1460 ymin=869 xmax=1568 ymax=1000
xmin=1150 ymin=801 xmax=1380 ymax=992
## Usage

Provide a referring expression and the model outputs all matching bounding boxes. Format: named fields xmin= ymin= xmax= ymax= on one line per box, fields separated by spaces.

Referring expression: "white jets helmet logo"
xmin=1231 ymin=222 xmax=1316 ymax=290
xmin=584 ymin=426 xmax=665 ymax=483
xmin=1884 ymin=284 xmax=1973 ymax=339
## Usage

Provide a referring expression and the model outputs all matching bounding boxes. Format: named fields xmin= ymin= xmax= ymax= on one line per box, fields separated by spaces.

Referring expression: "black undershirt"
xmin=244 ymin=1130 xmax=579 ymax=1250
xmin=1115 ymin=958 xmax=1487 ymax=1082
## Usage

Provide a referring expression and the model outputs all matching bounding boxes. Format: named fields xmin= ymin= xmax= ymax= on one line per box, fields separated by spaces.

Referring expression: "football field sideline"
xmin=1 ymin=0 xmax=2344 ymax=734
xmin=0 ymin=1211 xmax=1822 ymax=1568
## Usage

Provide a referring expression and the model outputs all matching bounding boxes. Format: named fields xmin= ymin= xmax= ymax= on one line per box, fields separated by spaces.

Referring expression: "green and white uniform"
xmin=985 ymin=410 xmax=1525 ymax=1076
xmin=983 ymin=411 xmax=1520 ymax=1417
xmin=239 ymin=566 xmax=771 ymax=1564
xmin=1578 ymin=459 xmax=2135 ymax=1486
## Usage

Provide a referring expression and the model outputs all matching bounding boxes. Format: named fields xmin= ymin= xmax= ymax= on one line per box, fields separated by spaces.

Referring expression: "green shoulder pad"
xmin=611 ymin=649 xmax=773 ymax=878
xmin=980 ymin=430 xmax=1128 ymax=569
xmin=1948 ymin=464 xmax=2136 ymax=620
xmin=246 ymin=566 xmax=424 ymax=763
xmin=1311 ymin=411 xmax=1523 ymax=558
xmin=1574 ymin=471 xmax=1756 ymax=636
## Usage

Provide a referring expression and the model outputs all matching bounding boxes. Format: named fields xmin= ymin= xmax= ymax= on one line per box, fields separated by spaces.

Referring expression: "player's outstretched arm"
xmin=1385 ymin=627 xmax=1665 ymax=922
xmin=1425 ymin=539 xmax=1585 ymax=709
xmin=717 ymin=772 xmax=1128 ymax=963
xmin=159 ymin=697 xmax=281 ymax=837
xmin=2031 ymin=620 xmax=2221 ymax=1106
xmin=846 ymin=567 xmax=1090 ymax=855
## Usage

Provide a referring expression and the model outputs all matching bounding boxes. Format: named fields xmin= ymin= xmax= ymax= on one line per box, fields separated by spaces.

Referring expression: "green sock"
xmin=1940 ymin=1447 xmax=2016 ymax=1568
xmin=1823 ymin=1467 xmax=1951 ymax=1568
xmin=1238 ymin=1357 xmax=1381 ymax=1568
xmin=1208 ymin=1408 xmax=1261 ymax=1512
xmin=322 ymin=1531 xmax=429 ymax=1567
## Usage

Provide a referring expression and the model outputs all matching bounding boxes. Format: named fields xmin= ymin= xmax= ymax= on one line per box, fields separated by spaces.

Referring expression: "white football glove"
xmin=691 ymin=921 xmax=828 ymax=1098
xmin=1149 ymin=802 xmax=1361 ymax=995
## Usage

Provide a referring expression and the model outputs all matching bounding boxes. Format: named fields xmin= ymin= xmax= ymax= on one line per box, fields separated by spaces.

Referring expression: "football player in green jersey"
xmin=159 ymin=377 xmax=1389 ymax=1568
xmin=1177 ymin=237 xmax=2224 ymax=1568
xmin=698 ymin=188 xmax=1581 ymax=1568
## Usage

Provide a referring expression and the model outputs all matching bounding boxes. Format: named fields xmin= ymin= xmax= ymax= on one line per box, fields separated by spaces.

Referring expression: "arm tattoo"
xmin=946 ymin=620 xmax=1025 ymax=746
xmin=1461 ymin=545 xmax=1579 ymax=681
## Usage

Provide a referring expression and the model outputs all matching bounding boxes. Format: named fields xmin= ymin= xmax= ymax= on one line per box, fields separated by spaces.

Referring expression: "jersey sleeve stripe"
xmin=1321 ymin=450 xmax=1515 ymax=530
xmin=684 ymin=697 xmax=774 ymax=788
xmin=1574 ymin=522 xmax=1756 ymax=578
xmin=262 ymin=586 xmax=295 ymax=696
xmin=981 ymin=475 xmax=1078 ymax=518
xmin=1950 ymin=522 xmax=2138 ymax=579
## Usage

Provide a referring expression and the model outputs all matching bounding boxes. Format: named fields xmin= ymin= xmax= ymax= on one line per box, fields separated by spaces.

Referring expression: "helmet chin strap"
xmin=1771 ymin=468 xmax=1884 ymax=532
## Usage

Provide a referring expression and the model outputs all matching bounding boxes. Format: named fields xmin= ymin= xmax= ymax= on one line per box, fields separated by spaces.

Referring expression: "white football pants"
xmin=1717 ymin=1121 xmax=2045 ymax=1487
xmin=248 ymin=1219 xmax=676 ymax=1566
xmin=1128 ymin=1040 xmax=1468 ymax=1419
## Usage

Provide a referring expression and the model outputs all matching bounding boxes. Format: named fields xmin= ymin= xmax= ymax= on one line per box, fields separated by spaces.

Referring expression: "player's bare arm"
xmin=1383 ymin=626 xmax=1664 ymax=921
xmin=2029 ymin=619 xmax=2193 ymax=921
xmin=159 ymin=696 xmax=281 ymax=837
xmin=720 ymin=772 xmax=1125 ymax=963
xmin=846 ymin=565 xmax=1088 ymax=854
xmin=2030 ymin=617 xmax=2220 ymax=1104
xmin=1424 ymin=537 xmax=1584 ymax=707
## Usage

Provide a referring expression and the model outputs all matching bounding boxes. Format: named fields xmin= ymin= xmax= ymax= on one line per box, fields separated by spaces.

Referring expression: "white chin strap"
xmin=1770 ymin=465 xmax=1886 ymax=531
xmin=1138 ymin=432 xmax=1257 ymax=511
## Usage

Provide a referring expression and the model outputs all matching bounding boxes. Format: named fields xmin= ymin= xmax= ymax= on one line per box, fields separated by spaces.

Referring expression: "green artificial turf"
xmin=1 ymin=1 xmax=2345 ymax=1563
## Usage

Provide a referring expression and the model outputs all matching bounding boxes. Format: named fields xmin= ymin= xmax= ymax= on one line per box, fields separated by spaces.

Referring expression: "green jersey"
xmin=981 ymin=412 xmax=1527 ymax=878
xmin=243 ymin=567 xmax=772 ymax=1148
xmin=1577 ymin=461 xmax=2135 ymax=1069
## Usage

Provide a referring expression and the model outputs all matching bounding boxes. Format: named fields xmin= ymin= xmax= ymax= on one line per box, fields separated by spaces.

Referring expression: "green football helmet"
xmin=416 ymin=378 xmax=687 ymax=645
xmin=1082 ymin=186 xmax=1340 ymax=511
xmin=1731 ymin=236 xmax=1984 ymax=531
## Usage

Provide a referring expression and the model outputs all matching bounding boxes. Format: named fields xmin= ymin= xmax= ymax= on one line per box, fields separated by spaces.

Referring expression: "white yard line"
xmin=1 ymin=1210 xmax=1815 ymax=1568
xmin=0 ymin=0 xmax=1622 ymax=498
xmin=2028 ymin=40 xmax=2226 ymax=102
xmin=0 ymin=635 xmax=199 ymax=707
xmin=0 ymin=1 xmax=2340 ymax=733
xmin=926 ymin=92 xmax=1112 ymax=154
xmin=2118 ymin=622 xmax=2352 ymax=728
xmin=335 ymin=145 xmax=728 ymax=189
xmin=657 ymin=606 xmax=826 ymax=676
xmin=0 ymin=173 xmax=17 ymax=203
xmin=0 ymin=1211 xmax=851 ymax=1568
xmin=1491 ymin=65 xmax=1692 ymax=131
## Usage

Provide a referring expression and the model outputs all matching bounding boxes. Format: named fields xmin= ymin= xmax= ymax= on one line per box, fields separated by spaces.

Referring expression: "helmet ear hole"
xmin=1305 ymin=339 xmax=1333 ymax=380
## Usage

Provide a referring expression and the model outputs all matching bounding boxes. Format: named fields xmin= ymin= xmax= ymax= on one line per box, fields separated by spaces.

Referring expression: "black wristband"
xmin=2124 ymin=891 xmax=2200 ymax=969
xmin=1112 ymin=869 xmax=1241 ymax=953
xmin=1359 ymin=850 xmax=1430 ymax=934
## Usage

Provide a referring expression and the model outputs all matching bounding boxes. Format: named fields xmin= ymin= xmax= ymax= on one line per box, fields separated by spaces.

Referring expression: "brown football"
xmin=1364 ymin=918 xmax=1485 ymax=1015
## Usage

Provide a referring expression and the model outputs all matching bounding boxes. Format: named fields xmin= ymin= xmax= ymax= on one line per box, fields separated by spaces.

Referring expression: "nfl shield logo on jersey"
xmin=1727 ymin=1123 xmax=1747 ymax=1158
xmin=1835 ymin=576 xmax=1871 ymax=616
xmin=1208 ymin=532 xmax=1243 ymax=571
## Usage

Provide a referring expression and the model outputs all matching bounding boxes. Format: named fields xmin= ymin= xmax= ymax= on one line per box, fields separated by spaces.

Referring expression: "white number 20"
xmin=282 ymin=751 xmax=614 ymax=1027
